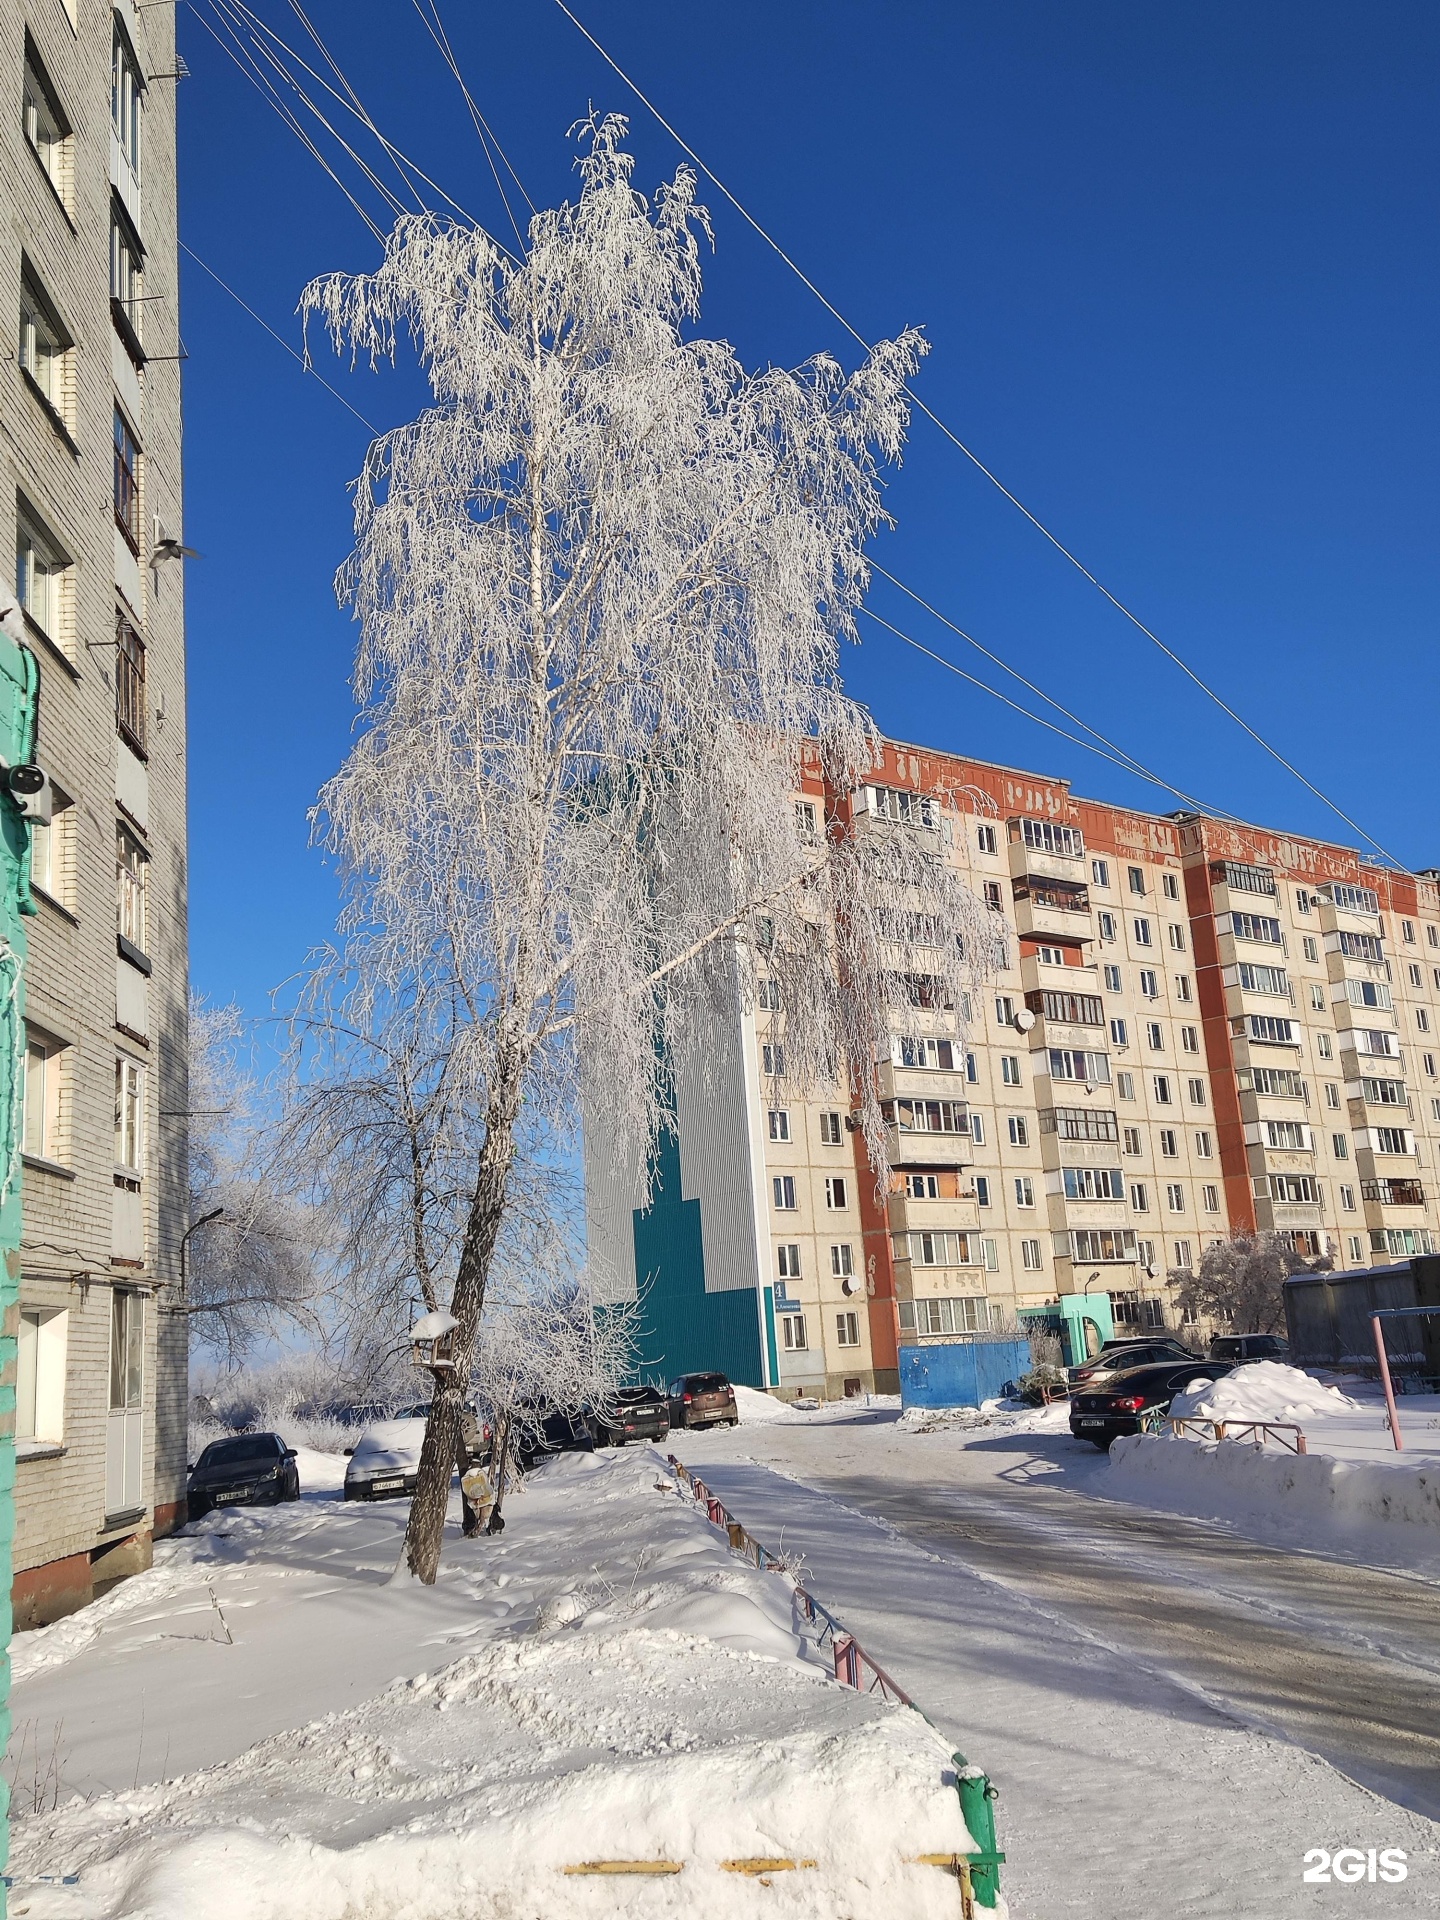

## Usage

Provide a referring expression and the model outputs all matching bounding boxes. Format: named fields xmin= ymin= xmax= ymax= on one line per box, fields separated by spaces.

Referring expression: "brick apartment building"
xmin=3 ymin=0 xmax=190 ymax=1622
xmin=587 ymin=737 xmax=1440 ymax=1398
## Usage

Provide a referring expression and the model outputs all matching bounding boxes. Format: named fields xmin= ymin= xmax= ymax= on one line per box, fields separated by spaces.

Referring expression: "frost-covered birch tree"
xmin=297 ymin=115 xmax=996 ymax=1583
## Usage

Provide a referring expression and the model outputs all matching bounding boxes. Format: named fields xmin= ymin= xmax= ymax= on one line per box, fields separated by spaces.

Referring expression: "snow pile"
xmin=1170 ymin=1362 xmax=1360 ymax=1426
xmin=8 ymin=1449 xmax=975 ymax=1918
xmin=733 ymin=1383 xmax=807 ymax=1424
xmin=1109 ymin=1431 xmax=1440 ymax=1568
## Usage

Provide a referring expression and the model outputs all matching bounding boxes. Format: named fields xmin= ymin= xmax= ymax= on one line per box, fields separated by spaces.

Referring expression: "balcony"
xmin=1012 ymin=878 xmax=1091 ymax=944
xmin=1361 ymin=1179 xmax=1426 ymax=1207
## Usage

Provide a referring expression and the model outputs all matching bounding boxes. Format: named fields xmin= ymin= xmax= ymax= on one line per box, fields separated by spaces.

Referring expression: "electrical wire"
xmin=549 ymin=0 xmax=1405 ymax=871
xmin=410 ymin=0 xmax=534 ymax=250
xmin=180 ymin=240 xmax=381 ymax=432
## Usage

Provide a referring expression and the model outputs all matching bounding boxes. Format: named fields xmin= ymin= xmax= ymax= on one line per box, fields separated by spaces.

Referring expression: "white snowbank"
xmin=1170 ymin=1361 xmax=1360 ymax=1426
xmin=9 ymin=1448 xmax=975 ymax=1918
xmin=1109 ymin=1431 xmax=1440 ymax=1568
xmin=733 ymin=1383 xmax=807 ymax=1424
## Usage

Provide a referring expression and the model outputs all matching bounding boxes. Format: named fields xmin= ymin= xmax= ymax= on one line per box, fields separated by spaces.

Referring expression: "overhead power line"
xmin=549 ymin=0 xmax=1405 ymax=871
xmin=409 ymin=0 xmax=534 ymax=250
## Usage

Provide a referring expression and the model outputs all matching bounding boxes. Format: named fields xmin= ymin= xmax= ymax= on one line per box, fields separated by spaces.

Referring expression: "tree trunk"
xmin=486 ymin=1415 xmax=512 ymax=1535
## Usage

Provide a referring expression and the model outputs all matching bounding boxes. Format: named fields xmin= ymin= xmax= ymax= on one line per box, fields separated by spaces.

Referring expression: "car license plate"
xmin=215 ymin=1488 xmax=249 ymax=1503
xmin=372 ymin=1477 xmax=405 ymax=1492
xmin=1077 ymin=1419 xmax=1105 ymax=1427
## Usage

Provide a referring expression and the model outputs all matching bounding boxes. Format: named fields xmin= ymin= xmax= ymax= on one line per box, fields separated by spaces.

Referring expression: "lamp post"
xmin=179 ymin=1206 xmax=224 ymax=1301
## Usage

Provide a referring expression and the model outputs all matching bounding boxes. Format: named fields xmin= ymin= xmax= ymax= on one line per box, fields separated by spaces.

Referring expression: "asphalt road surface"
xmin=686 ymin=1412 xmax=1440 ymax=1821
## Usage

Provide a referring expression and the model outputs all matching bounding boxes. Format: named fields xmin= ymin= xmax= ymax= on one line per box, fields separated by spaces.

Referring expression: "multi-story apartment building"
xmin=3 ymin=0 xmax=189 ymax=1622
xmin=587 ymin=735 xmax=1440 ymax=1399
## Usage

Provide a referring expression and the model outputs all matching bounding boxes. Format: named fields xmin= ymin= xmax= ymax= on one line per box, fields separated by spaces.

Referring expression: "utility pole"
xmin=0 ymin=602 xmax=43 ymax=1905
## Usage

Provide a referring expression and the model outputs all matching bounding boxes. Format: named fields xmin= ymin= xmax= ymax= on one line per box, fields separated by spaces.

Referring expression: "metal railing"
xmin=1154 ymin=1413 xmax=1307 ymax=1453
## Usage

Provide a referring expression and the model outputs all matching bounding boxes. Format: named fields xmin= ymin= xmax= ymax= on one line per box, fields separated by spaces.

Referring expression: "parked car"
xmin=343 ymin=1417 xmax=427 ymax=1501
xmin=594 ymin=1385 xmax=670 ymax=1447
xmin=1208 ymin=1333 xmax=1289 ymax=1365
xmin=1069 ymin=1359 xmax=1234 ymax=1449
xmin=515 ymin=1407 xmax=598 ymax=1471
xmin=390 ymin=1400 xmax=492 ymax=1463
xmin=1066 ymin=1337 xmax=1198 ymax=1389
xmin=667 ymin=1372 xmax=738 ymax=1431
xmin=188 ymin=1432 xmax=299 ymax=1521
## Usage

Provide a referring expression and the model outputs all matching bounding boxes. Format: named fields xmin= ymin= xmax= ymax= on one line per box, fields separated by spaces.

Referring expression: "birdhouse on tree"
xmin=410 ymin=1309 xmax=459 ymax=1376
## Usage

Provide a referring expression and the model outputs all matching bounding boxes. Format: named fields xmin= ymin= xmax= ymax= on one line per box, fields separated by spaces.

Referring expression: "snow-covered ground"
xmin=5 ymin=1448 xmax=977 ymax=1920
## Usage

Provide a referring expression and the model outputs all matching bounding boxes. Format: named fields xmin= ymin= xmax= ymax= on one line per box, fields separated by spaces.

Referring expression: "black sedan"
xmin=1069 ymin=1359 xmax=1234 ymax=1450
xmin=594 ymin=1385 xmax=670 ymax=1447
xmin=188 ymin=1432 xmax=300 ymax=1520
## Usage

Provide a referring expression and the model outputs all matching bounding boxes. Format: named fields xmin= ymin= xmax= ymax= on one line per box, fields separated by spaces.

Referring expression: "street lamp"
xmin=179 ymin=1206 xmax=224 ymax=1300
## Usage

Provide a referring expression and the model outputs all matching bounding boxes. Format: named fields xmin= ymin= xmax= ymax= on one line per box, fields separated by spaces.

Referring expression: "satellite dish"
xmin=841 ymin=1276 xmax=860 ymax=1297
xmin=1013 ymin=1009 xmax=1037 ymax=1033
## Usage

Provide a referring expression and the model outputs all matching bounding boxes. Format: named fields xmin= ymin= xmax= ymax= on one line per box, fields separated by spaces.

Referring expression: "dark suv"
xmin=595 ymin=1385 xmax=670 ymax=1447
xmin=1209 ymin=1334 xmax=1289 ymax=1365
xmin=667 ymin=1372 xmax=737 ymax=1431
xmin=1070 ymin=1359 xmax=1232 ymax=1449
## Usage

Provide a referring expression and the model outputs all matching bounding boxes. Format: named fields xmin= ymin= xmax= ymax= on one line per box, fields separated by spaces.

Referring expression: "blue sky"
xmin=178 ymin=0 xmax=1440 ymax=1021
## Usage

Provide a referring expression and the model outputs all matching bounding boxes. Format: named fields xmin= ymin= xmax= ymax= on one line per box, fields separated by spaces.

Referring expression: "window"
xmin=780 ymin=1313 xmax=807 ymax=1351
xmin=1110 ymin=1018 xmax=1128 ymax=1046
xmin=1187 ymin=1077 xmax=1206 ymax=1106
xmin=1159 ymin=1128 xmax=1177 ymax=1157
xmin=110 ymin=205 xmax=144 ymax=345
xmin=1001 ymin=1055 xmax=1021 ymax=1087
xmin=1350 ymin=1028 xmax=1399 ymax=1059
xmin=1309 ymin=984 xmax=1326 ymax=1012
xmin=1347 ymin=1234 xmax=1364 ymax=1261
xmin=1173 ymin=1241 xmax=1192 ymax=1272
xmin=1181 ymin=1026 xmax=1198 ymax=1053
xmin=19 ymin=272 xmax=70 ymax=424
xmin=1403 ymin=920 xmax=1417 ymax=944
xmin=965 ymin=1052 xmax=978 ymax=1083
xmin=1122 ymin=1126 xmax=1142 ymax=1155
xmin=1007 ymin=1115 xmax=1029 ymax=1147
xmin=1067 ymin=1228 xmax=1138 ymax=1263
xmin=1332 ymin=1133 xmax=1349 ymax=1159
xmin=974 ymin=1175 xmax=991 ymax=1207
xmin=1104 ymin=964 xmax=1122 ymax=992
xmin=984 ymin=881 xmax=1003 ymax=910
xmin=1202 ymin=1184 xmax=1219 ymax=1213
xmin=29 ymin=782 xmax=69 ymax=908
xmin=868 ymin=784 xmax=936 ymax=828
xmin=825 ymin=1176 xmax=848 ymax=1209
xmin=1431 ymin=926 xmax=1440 ymax=950
xmin=969 ymin=1112 xmax=985 ymax=1145
xmin=115 ymin=1056 xmax=143 ymax=1171
xmin=1409 ymin=964 xmax=1424 ymax=988
xmin=1249 ymin=1066 xmax=1306 ymax=1098
xmin=1195 ymin=1130 xmax=1212 ymax=1157
xmin=976 ymin=823 xmax=997 ymax=856
xmin=22 ymin=1031 xmax=64 ymax=1162
xmin=1419 ymin=1009 xmax=1432 ymax=1034
xmin=114 ymin=407 xmax=141 ymax=551
xmin=1270 ymin=1174 xmax=1322 ymax=1205
xmin=1176 ymin=975 xmax=1192 ymax=1002
xmin=905 ymin=1173 xmax=939 ymax=1198
xmin=1231 ymin=911 xmax=1283 ymax=945
xmin=1211 ymin=859 xmax=1277 ymax=896
xmin=1263 ymin=1120 xmax=1312 ymax=1150
xmin=1014 ymin=1176 xmax=1034 ymax=1208
xmin=772 ymin=1175 xmax=796 ymax=1210
xmin=795 ymin=799 xmax=817 ymax=841
xmin=1036 ymin=945 xmax=1065 ymax=965
xmin=1337 ymin=930 xmax=1384 ymax=962
xmin=1130 ymin=1181 xmax=1150 ymax=1213
xmin=1140 ymin=969 xmax=1159 ymax=998
xmin=1153 ymin=1075 xmax=1173 ymax=1104
xmin=818 ymin=1111 xmax=842 ymax=1145
xmin=836 ymin=1311 xmax=860 ymax=1348
xmin=1117 ymin=1072 xmax=1135 ymax=1100
xmin=112 ymin=22 xmax=143 ymax=178
xmin=755 ymin=976 xmax=780 ymax=1011
xmin=1019 ymin=818 xmax=1084 ymax=857
xmin=1062 ymin=1165 xmax=1125 ymax=1199
xmin=1327 ymin=883 xmax=1380 ymax=914
xmin=15 ymin=508 xmax=68 ymax=645
xmin=994 ymin=995 xmax=1015 ymax=1026
xmin=1030 ymin=989 xmax=1104 ymax=1026
xmin=1425 ymin=1054 xmax=1437 ymax=1078
xmin=1243 ymin=1013 xmax=1296 ymax=1046
xmin=1145 ymin=1022 xmax=1164 ymax=1051
xmin=1325 ymin=1083 xmax=1341 ymax=1109
xmin=1163 ymin=873 xmax=1180 ymax=901
xmin=23 ymin=45 xmax=70 ymax=204
xmin=1372 ymin=1127 xmax=1414 ymax=1156
xmin=1127 ymin=866 xmax=1146 ymax=896
xmin=776 ymin=1244 xmax=800 ymax=1279
xmin=1361 ymin=1078 xmax=1407 ymax=1106
xmin=1021 ymin=1238 xmax=1043 ymax=1271
xmin=16 ymin=1305 xmax=67 ymax=1446
xmin=1238 ymin=962 xmax=1289 ymax=996
xmin=116 ymin=609 xmax=147 ymax=755
xmin=116 ymin=825 xmax=147 ymax=950
xmin=1098 ymin=912 xmax=1117 ymax=942
xmin=1133 ymin=917 xmax=1152 ymax=947
xmin=1316 ymin=1032 xmax=1333 ymax=1059
xmin=762 ymin=1042 xmax=785 ymax=1078
xmin=767 ymin=1110 xmax=790 ymax=1141
xmin=888 ymin=1097 xmax=970 ymax=1135
xmin=1092 ymin=858 xmax=1110 ymax=889
xmin=831 ymin=1243 xmax=854 ymax=1277
xmin=1168 ymin=923 xmax=1185 ymax=951
xmin=905 ymin=1296 xmax=994 ymax=1335
xmin=1047 ymin=1048 xmax=1110 ymax=1084
xmin=1043 ymin=1106 xmax=1119 ymax=1142
xmin=1302 ymin=936 xmax=1319 ymax=963
xmin=907 ymin=1230 xmax=981 ymax=1267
